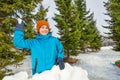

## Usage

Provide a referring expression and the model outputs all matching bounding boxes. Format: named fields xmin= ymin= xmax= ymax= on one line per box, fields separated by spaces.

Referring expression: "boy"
xmin=13 ymin=18 xmax=65 ymax=75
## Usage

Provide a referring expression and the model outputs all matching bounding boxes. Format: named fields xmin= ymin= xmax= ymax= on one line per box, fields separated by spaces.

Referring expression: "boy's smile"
xmin=39 ymin=25 xmax=49 ymax=35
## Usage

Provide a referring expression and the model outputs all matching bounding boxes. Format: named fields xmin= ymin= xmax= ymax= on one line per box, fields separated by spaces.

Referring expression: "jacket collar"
xmin=36 ymin=33 xmax=52 ymax=40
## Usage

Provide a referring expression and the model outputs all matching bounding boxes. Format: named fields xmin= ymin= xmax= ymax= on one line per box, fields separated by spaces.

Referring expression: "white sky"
xmin=42 ymin=0 xmax=110 ymax=37
xmin=85 ymin=0 xmax=110 ymax=36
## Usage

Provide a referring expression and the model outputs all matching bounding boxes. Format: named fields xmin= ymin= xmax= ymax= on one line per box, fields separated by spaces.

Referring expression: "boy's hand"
xmin=17 ymin=18 xmax=22 ymax=24
xmin=56 ymin=58 xmax=65 ymax=70
xmin=15 ymin=18 xmax=24 ymax=31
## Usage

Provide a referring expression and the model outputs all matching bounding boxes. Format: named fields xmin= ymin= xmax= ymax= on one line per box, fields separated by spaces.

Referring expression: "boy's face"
xmin=39 ymin=25 xmax=49 ymax=35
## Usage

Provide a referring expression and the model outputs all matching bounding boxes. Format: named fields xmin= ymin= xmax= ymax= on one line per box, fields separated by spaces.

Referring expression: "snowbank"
xmin=100 ymin=46 xmax=113 ymax=50
xmin=3 ymin=63 xmax=89 ymax=80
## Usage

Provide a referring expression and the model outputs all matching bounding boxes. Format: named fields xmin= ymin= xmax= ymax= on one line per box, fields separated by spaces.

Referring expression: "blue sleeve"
xmin=56 ymin=38 xmax=64 ymax=58
xmin=13 ymin=30 xmax=32 ymax=49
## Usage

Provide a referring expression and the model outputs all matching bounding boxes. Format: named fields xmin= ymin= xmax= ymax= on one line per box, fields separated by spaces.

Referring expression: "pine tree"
xmin=104 ymin=0 xmax=120 ymax=51
xmin=54 ymin=0 xmax=82 ymax=58
xmin=75 ymin=0 xmax=101 ymax=52
xmin=86 ymin=13 xmax=101 ymax=51
xmin=74 ymin=0 xmax=88 ymax=52
xmin=0 ymin=0 xmax=47 ymax=79
xmin=0 ymin=32 xmax=25 ymax=79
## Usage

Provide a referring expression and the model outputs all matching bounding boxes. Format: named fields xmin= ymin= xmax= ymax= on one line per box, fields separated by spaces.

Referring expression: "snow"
xmin=3 ymin=71 xmax=28 ymax=80
xmin=74 ymin=46 xmax=120 ymax=80
xmin=2 ymin=46 xmax=120 ymax=80
xmin=3 ymin=63 xmax=89 ymax=80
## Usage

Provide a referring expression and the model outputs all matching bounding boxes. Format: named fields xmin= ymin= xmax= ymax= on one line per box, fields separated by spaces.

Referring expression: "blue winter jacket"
xmin=13 ymin=30 xmax=64 ymax=74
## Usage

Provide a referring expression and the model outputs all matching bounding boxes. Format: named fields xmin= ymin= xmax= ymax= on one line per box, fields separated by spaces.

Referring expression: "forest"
xmin=0 ymin=0 xmax=120 ymax=79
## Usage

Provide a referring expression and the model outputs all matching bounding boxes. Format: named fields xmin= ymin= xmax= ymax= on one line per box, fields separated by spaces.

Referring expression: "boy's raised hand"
xmin=17 ymin=18 xmax=22 ymax=24
xmin=15 ymin=18 xmax=24 ymax=31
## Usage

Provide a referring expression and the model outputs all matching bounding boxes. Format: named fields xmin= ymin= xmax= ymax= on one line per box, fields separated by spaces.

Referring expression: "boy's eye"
xmin=45 ymin=27 xmax=48 ymax=29
xmin=41 ymin=27 xmax=47 ymax=29
xmin=41 ymin=25 xmax=48 ymax=29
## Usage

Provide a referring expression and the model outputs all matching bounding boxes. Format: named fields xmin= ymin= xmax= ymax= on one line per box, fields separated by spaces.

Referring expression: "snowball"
xmin=71 ymin=66 xmax=89 ymax=80
xmin=2 ymin=63 xmax=89 ymax=80
xmin=60 ymin=63 xmax=74 ymax=80
xmin=31 ymin=70 xmax=57 ymax=80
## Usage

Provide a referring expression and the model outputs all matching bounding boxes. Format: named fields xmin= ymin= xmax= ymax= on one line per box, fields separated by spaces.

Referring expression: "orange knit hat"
xmin=36 ymin=20 xmax=50 ymax=33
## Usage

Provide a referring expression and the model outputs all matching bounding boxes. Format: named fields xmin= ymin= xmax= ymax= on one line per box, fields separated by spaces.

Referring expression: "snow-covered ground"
xmin=3 ymin=46 xmax=120 ymax=80
xmin=73 ymin=46 xmax=120 ymax=80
